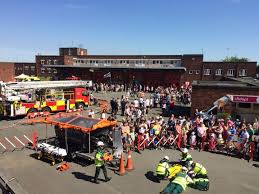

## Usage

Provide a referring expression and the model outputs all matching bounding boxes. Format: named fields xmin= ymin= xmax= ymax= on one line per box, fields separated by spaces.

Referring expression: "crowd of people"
xmin=104 ymin=98 xmax=258 ymax=160
xmin=90 ymin=85 xmax=259 ymax=160
xmin=91 ymin=82 xmax=192 ymax=106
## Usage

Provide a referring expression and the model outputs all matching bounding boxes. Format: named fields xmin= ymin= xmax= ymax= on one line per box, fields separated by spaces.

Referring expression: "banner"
xmin=232 ymin=95 xmax=259 ymax=104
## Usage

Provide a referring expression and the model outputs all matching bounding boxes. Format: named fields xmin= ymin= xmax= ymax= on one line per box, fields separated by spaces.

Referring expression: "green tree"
xmin=222 ymin=56 xmax=249 ymax=62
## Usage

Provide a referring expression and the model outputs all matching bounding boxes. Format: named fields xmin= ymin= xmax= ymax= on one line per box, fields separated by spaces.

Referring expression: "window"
xmin=40 ymin=60 xmax=45 ymax=65
xmin=41 ymin=68 xmax=45 ymax=73
xmin=239 ymin=69 xmax=247 ymax=77
xmin=47 ymin=60 xmax=52 ymax=65
xmin=47 ymin=68 xmax=52 ymax=73
xmin=196 ymin=70 xmax=200 ymax=74
xmin=53 ymin=69 xmax=57 ymax=74
xmin=153 ymin=60 xmax=161 ymax=64
xmin=24 ymin=66 xmax=29 ymax=71
xmin=53 ymin=60 xmax=57 ymax=65
xmin=238 ymin=103 xmax=251 ymax=109
xmin=203 ymin=69 xmax=212 ymax=75
xmin=215 ymin=69 xmax=223 ymax=76
xmin=227 ymin=69 xmax=235 ymax=76
xmin=31 ymin=66 xmax=35 ymax=70
xmin=189 ymin=70 xmax=193 ymax=74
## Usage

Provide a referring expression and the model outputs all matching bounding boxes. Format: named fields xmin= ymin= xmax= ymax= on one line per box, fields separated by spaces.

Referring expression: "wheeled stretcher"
xmin=37 ymin=143 xmax=67 ymax=165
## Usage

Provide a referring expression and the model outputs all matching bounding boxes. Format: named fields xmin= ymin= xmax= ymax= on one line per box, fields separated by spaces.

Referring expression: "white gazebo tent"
xmin=15 ymin=74 xmax=30 ymax=81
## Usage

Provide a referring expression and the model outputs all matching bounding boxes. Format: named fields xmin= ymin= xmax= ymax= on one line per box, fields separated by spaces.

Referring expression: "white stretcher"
xmin=36 ymin=143 xmax=67 ymax=165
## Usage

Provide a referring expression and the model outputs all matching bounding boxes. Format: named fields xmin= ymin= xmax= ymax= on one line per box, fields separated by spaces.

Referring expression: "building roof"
xmin=192 ymin=79 xmax=259 ymax=88
xmin=222 ymin=77 xmax=259 ymax=87
xmin=192 ymin=80 xmax=248 ymax=87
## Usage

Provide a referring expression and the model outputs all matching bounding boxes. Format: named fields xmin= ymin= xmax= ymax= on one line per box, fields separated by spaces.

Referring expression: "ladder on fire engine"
xmin=3 ymin=80 xmax=92 ymax=91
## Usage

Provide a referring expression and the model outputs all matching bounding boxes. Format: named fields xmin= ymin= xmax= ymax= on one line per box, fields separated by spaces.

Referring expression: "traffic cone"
xmin=32 ymin=131 xmax=37 ymax=150
xmin=125 ymin=150 xmax=134 ymax=171
xmin=117 ymin=153 xmax=126 ymax=176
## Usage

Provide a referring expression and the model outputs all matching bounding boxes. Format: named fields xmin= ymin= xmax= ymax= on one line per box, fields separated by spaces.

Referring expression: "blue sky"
xmin=0 ymin=0 xmax=258 ymax=62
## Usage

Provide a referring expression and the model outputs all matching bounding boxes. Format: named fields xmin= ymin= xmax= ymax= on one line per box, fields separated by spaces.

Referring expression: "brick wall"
xmin=54 ymin=67 xmax=183 ymax=86
xmin=202 ymin=62 xmax=257 ymax=81
xmin=0 ymin=62 xmax=15 ymax=82
xmin=14 ymin=63 xmax=36 ymax=76
xmin=181 ymin=55 xmax=203 ymax=84
xmin=191 ymin=84 xmax=259 ymax=115
xmin=35 ymin=55 xmax=65 ymax=76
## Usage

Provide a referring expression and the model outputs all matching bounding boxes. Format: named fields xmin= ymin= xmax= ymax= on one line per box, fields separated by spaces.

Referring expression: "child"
xmin=190 ymin=132 xmax=196 ymax=150
xmin=208 ymin=132 xmax=217 ymax=151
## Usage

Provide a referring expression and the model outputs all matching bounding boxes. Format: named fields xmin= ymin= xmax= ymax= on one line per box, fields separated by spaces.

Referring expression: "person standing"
xmin=88 ymin=109 xmax=95 ymax=118
xmin=93 ymin=141 xmax=111 ymax=184
xmin=110 ymin=98 xmax=115 ymax=114
xmin=114 ymin=99 xmax=119 ymax=115
xmin=121 ymin=98 xmax=126 ymax=116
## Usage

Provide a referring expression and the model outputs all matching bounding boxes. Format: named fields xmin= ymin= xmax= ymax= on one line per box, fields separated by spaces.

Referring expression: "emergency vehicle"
xmin=0 ymin=80 xmax=92 ymax=117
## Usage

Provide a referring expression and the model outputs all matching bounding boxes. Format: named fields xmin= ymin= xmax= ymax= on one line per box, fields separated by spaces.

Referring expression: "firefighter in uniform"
xmin=155 ymin=156 xmax=170 ymax=182
xmin=189 ymin=161 xmax=208 ymax=178
xmin=93 ymin=141 xmax=111 ymax=184
xmin=180 ymin=148 xmax=193 ymax=168
xmin=160 ymin=167 xmax=193 ymax=194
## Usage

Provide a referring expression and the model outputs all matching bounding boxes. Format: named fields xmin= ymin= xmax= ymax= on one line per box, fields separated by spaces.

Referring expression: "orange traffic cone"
xmin=117 ymin=153 xmax=126 ymax=176
xmin=32 ymin=131 xmax=37 ymax=150
xmin=125 ymin=150 xmax=134 ymax=171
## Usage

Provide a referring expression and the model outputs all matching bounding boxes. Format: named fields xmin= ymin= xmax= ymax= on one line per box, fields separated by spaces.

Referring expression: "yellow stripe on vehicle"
xmin=56 ymin=100 xmax=65 ymax=106
xmin=51 ymin=105 xmax=57 ymax=111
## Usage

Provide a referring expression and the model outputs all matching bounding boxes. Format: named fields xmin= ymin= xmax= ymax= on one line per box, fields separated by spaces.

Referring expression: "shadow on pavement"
xmin=145 ymin=171 xmax=159 ymax=183
xmin=72 ymin=171 xmax=106 ymax=182
xmin=72 ymin=172 xmax=95 ymax=182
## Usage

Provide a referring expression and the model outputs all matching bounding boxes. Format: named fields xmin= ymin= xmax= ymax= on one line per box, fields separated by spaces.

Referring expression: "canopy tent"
xmin=15 ymin=74 xmax=41 ymax=82
xmin=15 ymin=74 xmax=30 ymax=80
xmin=28 ymin=76 xmax=41 ymax=81
xmin=48 ymin=114 xmax=117 ymax=133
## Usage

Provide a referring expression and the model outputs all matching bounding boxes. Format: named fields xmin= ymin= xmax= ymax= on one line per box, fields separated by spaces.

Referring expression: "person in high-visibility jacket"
xmin=180 ymin=148 xmax=193 ymax=168
xmin=160 ymin=167 xmax=193 ymax=194
xmin=156 ymin=156 xmax=170 ymax=182
xmin=93 ymin=141 xmax=111 ymax=184
xmin=189 ymin=161 xmax=208 ymax=179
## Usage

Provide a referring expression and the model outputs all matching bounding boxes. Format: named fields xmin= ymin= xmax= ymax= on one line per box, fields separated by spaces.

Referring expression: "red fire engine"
xmin=0 ymin=80 xmax=92 ymax=117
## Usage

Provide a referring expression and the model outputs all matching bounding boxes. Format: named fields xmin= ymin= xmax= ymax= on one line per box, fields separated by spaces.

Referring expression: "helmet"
xmin=97 ymin=141 xmax=104 ymax=147
xmin=181 ymin=148 xmax=188 ymax=154
xmin=164 ymin=156 xmax=169 ymax=161
xmin=182 ymin=167 xmax=188 ymax=172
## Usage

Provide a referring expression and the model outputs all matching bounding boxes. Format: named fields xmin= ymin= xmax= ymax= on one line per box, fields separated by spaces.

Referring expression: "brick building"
xmin=14 ymin=62 xmax=37 ymax=76
xmin=0 ymin=62 xmax=15 ymax=82
xmin=36 ymin=47 xmax=257 ymax=86
xmin=0 ymin=62 xmax=36 ymax=82
xmin=191 ymin=78 xmax=259 ymax=122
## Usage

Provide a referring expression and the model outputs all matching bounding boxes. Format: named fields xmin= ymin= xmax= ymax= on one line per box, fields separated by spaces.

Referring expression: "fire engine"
xmin=0 ymin=80 xmax=92 ymax=117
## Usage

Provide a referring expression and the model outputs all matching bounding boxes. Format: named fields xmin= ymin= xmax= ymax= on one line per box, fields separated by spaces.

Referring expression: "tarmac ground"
xmin=0 ymin=91 xmax=259 ymax=194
